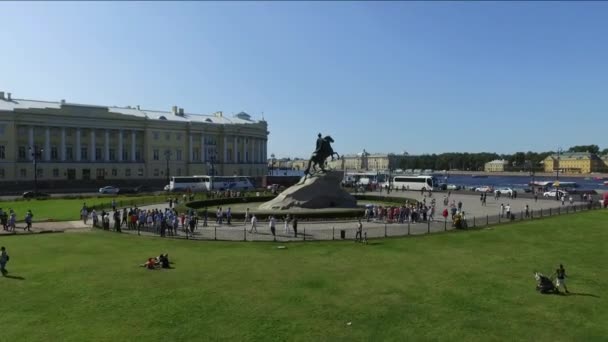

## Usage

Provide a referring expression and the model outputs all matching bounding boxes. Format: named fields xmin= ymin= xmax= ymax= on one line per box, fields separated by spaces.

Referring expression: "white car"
xmin=475 ymin=186 xmax=493 ymax=193
xmin=494 ymin=187 xmax=514 ymax=196
xmin=163 ymin=184 xmax=170 ymax=191
xmin=99 ymin=186 xmax=120 ymax=194
xmin=543 ymin=190 xmax=568 ymax=198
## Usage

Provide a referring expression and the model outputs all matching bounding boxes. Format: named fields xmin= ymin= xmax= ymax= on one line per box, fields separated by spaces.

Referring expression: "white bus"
xmin=388 ymin=175 xmax=437 ymax=191
xmin=169 ymin=176 xmax=254 ymax=192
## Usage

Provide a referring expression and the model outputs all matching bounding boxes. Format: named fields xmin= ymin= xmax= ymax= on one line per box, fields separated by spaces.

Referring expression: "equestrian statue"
xmin=304 ymin=133 xmax=340 ymax=176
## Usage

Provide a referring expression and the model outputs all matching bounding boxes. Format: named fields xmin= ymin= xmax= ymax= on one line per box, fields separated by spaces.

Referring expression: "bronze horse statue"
xmin=304 ymin=136 xmax=340 ymax=175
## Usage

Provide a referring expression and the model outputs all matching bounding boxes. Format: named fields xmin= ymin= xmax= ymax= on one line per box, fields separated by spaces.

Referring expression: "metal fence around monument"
xmin=99 ymin=201 xmax=605 ymax=242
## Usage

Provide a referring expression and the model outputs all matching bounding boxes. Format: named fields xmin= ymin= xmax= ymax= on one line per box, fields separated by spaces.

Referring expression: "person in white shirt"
xmin=505 ymin=204 xmax=511 ymax=219
xmin=244 ymin=208 xmax=250 ymax=224
xmin=249 ymin=214 xmax=258 ymax=233
xmin=81 ymin=207 xmax=89 ymax=224
xmin=269 ymin=216 xmax=276 ymax=237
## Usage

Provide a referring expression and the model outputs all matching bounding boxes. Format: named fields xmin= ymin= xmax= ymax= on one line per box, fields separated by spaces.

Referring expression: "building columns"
xmin=104 ymin=129 xmax=110 ymax=162
xmin=131 ymin=130 xmax=136 ymax=162
xmin=90 ymin=129 xmax=96 ymax=161
xmin=223 ymin=136 xmax=228 ymax=163
xmin=28 ymin=126 xmax=34 ymax=160
xmin=244 ymin=137 xmax=249 ymax=163
xmin=44 ymin=127 xmax=51 ymax=161
xmin=60 ymin=128 xmax=66 ymax=161
xmin=189 ymin=134 xmax=194 ymax=162
xmin=200 ymin=134 xmax=205 ymax=162
xmin=117 ymin=130 xmax=123 ymax=162
xmin=76 ymin=128 xmax=81 ymax=161
xmin=233 ymin=136 xmax=238 ymax=163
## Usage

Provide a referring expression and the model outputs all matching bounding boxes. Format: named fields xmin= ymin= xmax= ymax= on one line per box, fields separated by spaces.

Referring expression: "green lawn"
xmin=1 ymin=211 xmax=607 ymax=341
xmin=0 ymin=195 xmax=165 ymax=221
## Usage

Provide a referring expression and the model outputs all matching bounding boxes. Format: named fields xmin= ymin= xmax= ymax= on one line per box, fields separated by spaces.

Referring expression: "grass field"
xmin=1 ymin=211 xmax=607 ymax=341
xmin=0 ymin=195 xmax=166 ymax=222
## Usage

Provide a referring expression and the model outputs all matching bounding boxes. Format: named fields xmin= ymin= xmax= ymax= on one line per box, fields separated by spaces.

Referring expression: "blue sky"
xmin=1 ymin=2 xmax=607 ymax=158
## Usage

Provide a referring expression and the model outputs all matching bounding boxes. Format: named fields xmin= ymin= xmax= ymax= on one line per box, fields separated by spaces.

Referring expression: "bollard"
xmin=427 ymin=220 xmax=430 ymax=234
xmin=137 ymin=224 xmax=140 ymax=236
xmin=444 ymin=218 xmax=447 ymax=231
xmin=332 ymin=227 xmax=335 ymax=240
xmin=521 ymin=211 xmax=523 ymax=220
xmin=408 ymin=220 xmax=410 ymax=235
xmin=243 ymin=228 xmax=246 ymax=241
xmin=486 ymin=215 xmax=489 ymax=226
xmin=214 ymin=226 xmax=217 ymax=241
xmin=499 ymin=214 xmax=501 ymax=224
xmin=304 ymin=227 xmax=306 ymax=241
xmin=558 ymin=206 xmax=561 ymax=215
xmin=473 ymin=216 xmax=476 ymax=227
xmin=550 ymin=208 xmax=552 ymax=216
xmin=385 ymin=224 xmax=387 ymax=237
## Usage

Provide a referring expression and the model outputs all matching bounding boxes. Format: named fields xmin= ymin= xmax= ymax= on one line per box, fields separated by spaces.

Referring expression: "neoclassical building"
xmin=0 ymin=92 xmax=268 ymax=185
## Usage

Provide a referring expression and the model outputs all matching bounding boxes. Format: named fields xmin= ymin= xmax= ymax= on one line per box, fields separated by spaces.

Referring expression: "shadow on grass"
xmin=3 ymin=274 xmax=25 ymax=280
xmin=568 ymin=292 xmax=600 ymax=298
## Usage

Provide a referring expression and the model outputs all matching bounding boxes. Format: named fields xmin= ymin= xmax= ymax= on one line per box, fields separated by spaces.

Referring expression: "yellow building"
xmin=542 ymin=152 xmax=604 ymax=174
xmin=484 ymin=159 xmax=510 ymax=172
xmin=0 ymin=92 xmax=268 ymax=186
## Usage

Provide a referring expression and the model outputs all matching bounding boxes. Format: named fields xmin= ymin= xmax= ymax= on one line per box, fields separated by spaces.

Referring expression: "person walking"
xmin=24 ymin=210 xmax=33 ymax=232
xmin=81 ymin=206 xmax=88 ymax=224
xmin=244 ymin=208 xmax=250 ymax=225
xmin=525 ymin=204 xmax=530 ymax=218
xmin=283 ymin=214 xmax=290 ymax=234
xmin=269 ymin=215 xmax=276 ymax=238
xmin=355 ymin=219 xmax=363 ymax=242
xmin=0 ymin=246 xmax=9 ymax=276
xmin=569 ymin=196 xmax=573 ymax=206
xmin=292 ymin=216 xmax=298 ymax=238
xmin=506 ymin=203 xmax=511 ymax=220
xmin=249 ymin=214 xmax=258 ymax=233
xmin=561 ymin=196 xmax=565 ymax=206
xmin=500 ymin=203 xmax=505 ymax=218
xmin=554 ymin=264 xmax=569 ymax=293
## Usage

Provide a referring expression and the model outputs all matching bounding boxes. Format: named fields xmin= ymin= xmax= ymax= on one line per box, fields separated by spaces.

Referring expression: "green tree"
xmin=568 ymin=145 xmax=600 ymax=154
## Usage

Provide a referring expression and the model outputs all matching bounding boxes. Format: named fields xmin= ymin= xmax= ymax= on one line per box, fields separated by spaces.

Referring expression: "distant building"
xmin=484 ymin=159 xmax=510 ymax=172
xmin=0 ymin=92 xmax=268 ymax=185
xmin=543 ymin=152 xmax=607 ymax=174
xmin=327 ymin=150 xmax=409 ymax=172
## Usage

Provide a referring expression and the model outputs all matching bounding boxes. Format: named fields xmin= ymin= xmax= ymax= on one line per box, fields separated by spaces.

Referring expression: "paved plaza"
xmin=1 ymin=191 xmax=598 ymax=241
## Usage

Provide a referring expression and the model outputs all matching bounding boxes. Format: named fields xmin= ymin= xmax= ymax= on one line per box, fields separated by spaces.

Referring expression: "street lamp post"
xmin=164 ymin=150 xmax=172 ymax=184
xmin=270 ymin=153 xmax=276 ymax=176
xmin=29 ymin=146 xmax=44 ymax=194
xmin=207 ymin=152 xmax=217 ymax=190
xmin=555 ymin=148 xmax=562 ymax=201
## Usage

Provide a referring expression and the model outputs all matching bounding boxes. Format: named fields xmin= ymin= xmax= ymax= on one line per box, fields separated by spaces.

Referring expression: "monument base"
xmin=258 ymin=170 xmax=356 ymax=210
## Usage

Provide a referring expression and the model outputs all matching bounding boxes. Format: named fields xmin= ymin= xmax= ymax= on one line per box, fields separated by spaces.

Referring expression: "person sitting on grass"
xmin=158 ymin=254 xmax=171 ymax=269
xmin=140 ymin=258 xmax=158 ymax=270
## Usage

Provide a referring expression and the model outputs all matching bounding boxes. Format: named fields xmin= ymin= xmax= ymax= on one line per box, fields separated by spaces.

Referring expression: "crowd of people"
xmin=0 ymin=208 xmax=34 ymax=232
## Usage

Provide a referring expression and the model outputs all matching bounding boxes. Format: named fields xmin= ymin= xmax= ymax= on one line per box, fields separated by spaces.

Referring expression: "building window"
xmin=95 ymin=148 xmax=102 ymax=161
xmin=193 ymin=148 xmax=200 ymax=161
xmin=81 ymin=146 xmax=88 ymax=160
xmin=19 ymin=146 xmax=26 ymax=159
xmin=245 ymin=151 xmax=249 ymax=162
xmin=153 ymin=149 xmax=159 ymax=161
xmin=82 ymin=169 xmax=91 ymax=180
xmin=0 ymin=145 xmax=5 ymax=159
xmin=135 ymin=149 xmax=141 ymax=161
xmin=53 ymin=168 xmax=59 ymax=177
xmin=67 ymin=169 xmax=76 ymax=180
xmin=176 ymin=149 xmax=182 ymax=161
xmin=37 ymin=168 xmax=43 ymax=178
xmin=165 ymin=132 xmax=170 ymax=141
xmin=153 ymin=131 xmax=159 ymax=140
xmin=111 ymin=168 xmax=117 ymax=176
xmin=20 ymin=168 xmax=27 ymax=177
xmin=154 ymin=168 xmax=159 ymax=176
xmin=51 ymin=146 xmax=58 ymax=160
xmin=176 ymin=133 xmax=182 ymax=141
xmin=122 ymin=150 xmax=128 ymax=161
xmin=109 ymin=149 xmax=116 ymax=161
xmin=125 ymin=169 xmax=131 ymax=177
xmin=66 ymin=146 xmax=73 ymax=160
xmin=137 ymin=168 xmax=143 ymax=176
xmin=237 ymin=151 xmax=241 ymax=163
xmin=0 ymin=124 xmax=5 ymax=136
xmin=96 ymin=168 xmax=105 ymax=180
xmin=0 ymin=168 xmax=4 ymax=178
xmin=177 ymin=168 xmax=182 ymax=176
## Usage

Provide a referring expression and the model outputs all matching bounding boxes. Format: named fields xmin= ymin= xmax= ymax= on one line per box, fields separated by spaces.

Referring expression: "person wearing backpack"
xmin=0 ymin=246 xmax=9 ymax=276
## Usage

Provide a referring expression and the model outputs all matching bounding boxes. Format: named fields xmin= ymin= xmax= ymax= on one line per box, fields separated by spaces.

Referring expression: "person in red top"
xmin=442 ymin=208 xmax=449 ymax=220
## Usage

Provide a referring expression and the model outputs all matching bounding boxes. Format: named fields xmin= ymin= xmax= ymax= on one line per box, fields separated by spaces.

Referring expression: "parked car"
xmin=475 ymin=186 xmax=493 ymax=193
xmin=543 ymin=190 xmax=568 ymax=198
xmin=99 ymin=186 xmax=120 ymax=194
xmin=22 ymin=191 xmax=51 ymax=199
xmin=436 ymin=183 xmax=448 ymax=191
xmin=163 ymin=184 xmax=170 ymax=191
xmin=494 ymin=187 xmax=514 ymax=196
xmin=447 ymin=184 xmax=461 ymax=191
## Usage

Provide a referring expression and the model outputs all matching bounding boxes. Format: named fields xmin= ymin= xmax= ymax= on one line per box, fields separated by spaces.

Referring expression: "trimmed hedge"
xmin=353 ymin=195 xmax=417 ymax=204
xmin=186 ymin=196 xmax=276 ymax=209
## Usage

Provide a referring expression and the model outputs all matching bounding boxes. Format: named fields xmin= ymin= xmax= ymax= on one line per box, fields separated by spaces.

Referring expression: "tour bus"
xmin=169 ymin=175 xmax=254 ymax=192
xmin=387 ymin=175 xmax=437 ymax=191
